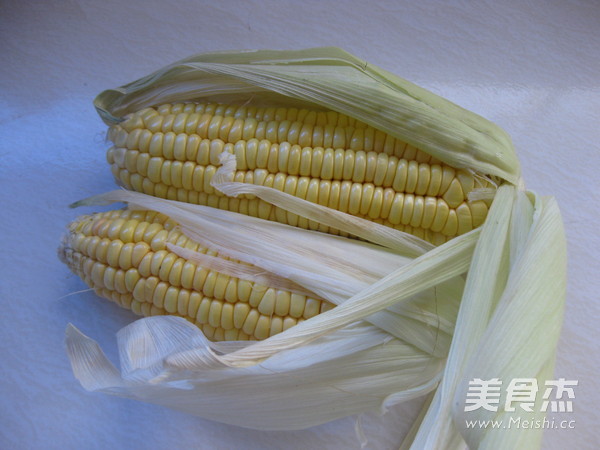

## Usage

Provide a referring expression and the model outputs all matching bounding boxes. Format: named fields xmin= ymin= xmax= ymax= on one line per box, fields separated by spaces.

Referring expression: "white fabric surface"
xmin=1 ymin=1 xmax=598 ymax=448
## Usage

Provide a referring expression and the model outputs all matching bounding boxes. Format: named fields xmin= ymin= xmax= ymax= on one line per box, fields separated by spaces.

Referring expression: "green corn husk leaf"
xmin=403 ymin=188 xmax=566 ymax=449
xmin=64 ymin=48 xmax=567 ymax=448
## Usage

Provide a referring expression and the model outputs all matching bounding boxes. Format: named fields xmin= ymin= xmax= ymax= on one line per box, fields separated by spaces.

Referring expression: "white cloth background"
xmin=1 ymin=1 xmax=598 ymax=448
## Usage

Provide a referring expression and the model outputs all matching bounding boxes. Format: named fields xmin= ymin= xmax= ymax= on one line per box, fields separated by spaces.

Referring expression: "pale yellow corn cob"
xmin=60 ymin=209 xmax=333 ymax=341
xmin=106 ymin=102 xmax=494 ymax=245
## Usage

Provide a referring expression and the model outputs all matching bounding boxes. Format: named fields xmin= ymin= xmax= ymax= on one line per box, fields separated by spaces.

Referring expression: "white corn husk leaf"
xmin=67 ymin=319 xmax=440 ymax=430
xmin=64 ymin=49 xmax=567 ymax=447
xmin=66 ymin=190 xmax=472 ymax=429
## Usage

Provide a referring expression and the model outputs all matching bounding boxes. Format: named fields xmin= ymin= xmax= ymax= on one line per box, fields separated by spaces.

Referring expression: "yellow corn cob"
xmin=60 ymin=209 xmax=334 ymax=341
xmin=106 ymin=102 xmax=495 ymax=246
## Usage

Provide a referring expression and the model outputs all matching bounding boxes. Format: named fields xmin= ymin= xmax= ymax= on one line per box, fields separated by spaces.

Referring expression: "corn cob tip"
xmin=58 ymin=233 xmax=71 ymax=265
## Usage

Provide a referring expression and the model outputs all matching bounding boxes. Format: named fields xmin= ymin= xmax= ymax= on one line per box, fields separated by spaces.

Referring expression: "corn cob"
xmin=106 ymin=102 xmax=495 ymax=245
xmin=60 ymin=208 xmax=333 ymax=341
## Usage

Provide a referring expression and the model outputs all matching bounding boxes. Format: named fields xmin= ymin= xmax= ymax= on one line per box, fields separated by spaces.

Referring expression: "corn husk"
xmin=67 ymin=188 xmax=470 ymax=429
xmin=94 ymin=47 xmax=519 ymax=184
xmin=66 ymin=48 xmax=566 ymax=448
